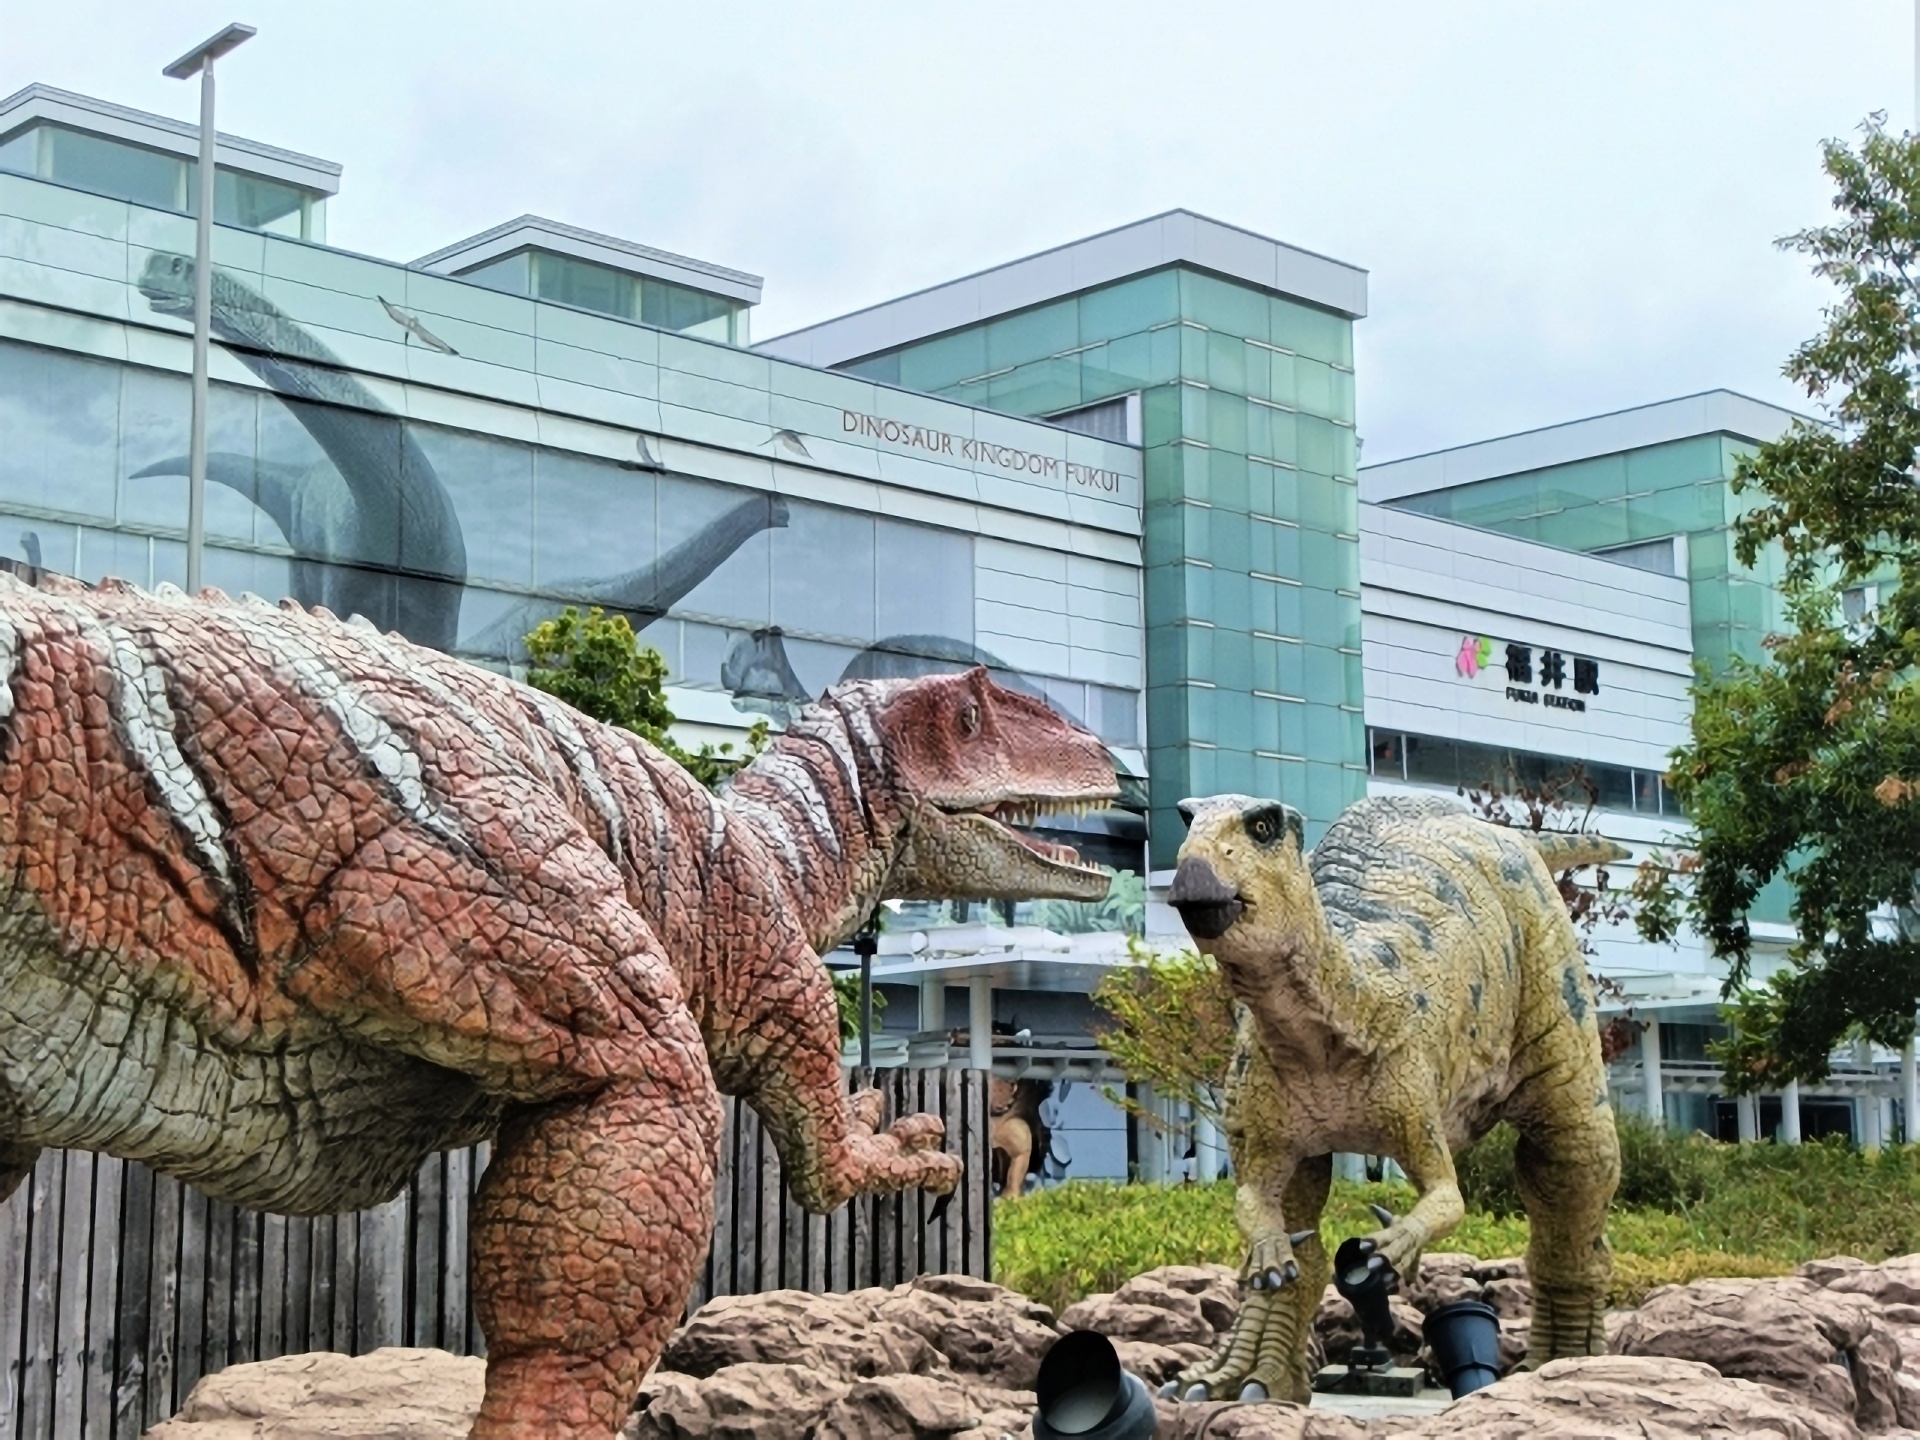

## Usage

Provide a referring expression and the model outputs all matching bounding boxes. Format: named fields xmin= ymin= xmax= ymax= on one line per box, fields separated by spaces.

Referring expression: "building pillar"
xmin=1736 ymin=1093 xmax=1759 ymax=1143
xmin=968 ymin=978 xmax=993 ymax=1072
xmin=1642 ymin=1017 xmax=1665 ymax=1128
xmin=1904 ymin=1034 xmax=1918 ymax=1143
xmin=1135 ymin=1082 xmax=1167 ymax=1183
xmin=919 ymin=980 xmax=946 ymax=1035
xmin=1195 ymin=1111 xmax=1224 ymax=1182
xmin=1879 ymin=1097 xmax=1895 ymax=1151
xmin=1780 ymin=1080 xmax=1801 ymax=1145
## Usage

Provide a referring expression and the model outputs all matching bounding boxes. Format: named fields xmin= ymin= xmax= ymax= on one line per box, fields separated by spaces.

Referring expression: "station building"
xmin=0 ymin=82 xmax=1895 ymax=1182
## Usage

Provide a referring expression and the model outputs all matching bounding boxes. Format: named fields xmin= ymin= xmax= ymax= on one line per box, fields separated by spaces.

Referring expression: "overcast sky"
xmin=7 ymin=2 xmax=1911 ymax=462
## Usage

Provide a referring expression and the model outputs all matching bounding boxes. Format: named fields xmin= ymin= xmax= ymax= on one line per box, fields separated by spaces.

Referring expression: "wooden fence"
xmin=0 ymin=1067 xmax=990 ymax=1440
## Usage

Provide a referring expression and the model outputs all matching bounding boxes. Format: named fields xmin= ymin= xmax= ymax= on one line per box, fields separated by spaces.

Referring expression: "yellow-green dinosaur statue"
xmin=1166 ymin=792 xmax=1623 ymax=1404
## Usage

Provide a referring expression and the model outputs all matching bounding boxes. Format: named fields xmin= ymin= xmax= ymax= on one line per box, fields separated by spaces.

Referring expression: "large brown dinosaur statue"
xmin=1166 ymin=793 xmax=1622 ymax=1405
xmin=0 ymin=572 xmax=1117 ymax=1438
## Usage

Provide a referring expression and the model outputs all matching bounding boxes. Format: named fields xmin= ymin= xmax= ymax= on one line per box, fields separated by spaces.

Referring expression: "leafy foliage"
xmin=1646 ymin=119 xmax=1920 ymax=1085
xmin=1030 ymin=868 xmax=1147 ymax=936
xmin=523 ymin=607 xmax=767 ymax=789
xmin=831 ymin=971 xmax=887 ymax=1044
xmin=1089 ymin=939 xmax=1239 ymax=1128
xmin=996 ymin=1133 xmax=1920 ymax=1312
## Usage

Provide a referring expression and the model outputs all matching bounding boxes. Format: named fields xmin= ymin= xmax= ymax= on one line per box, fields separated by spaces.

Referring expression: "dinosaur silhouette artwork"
xmin=723 ymin=627 xmax=1075 ymax=725
xmin=132 ymin=254 xmax=788 ymax=660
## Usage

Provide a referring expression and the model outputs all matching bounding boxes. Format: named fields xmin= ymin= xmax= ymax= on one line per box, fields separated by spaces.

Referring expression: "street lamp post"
xmin=164 ymin=22 xmax=255 ymax=595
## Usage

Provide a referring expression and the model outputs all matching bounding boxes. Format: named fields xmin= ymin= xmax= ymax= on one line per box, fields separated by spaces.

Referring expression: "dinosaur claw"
xmin=1289 ymin=1228 xmax=1317 ymax=1246
xmin=1158 ymin=1381 xmax=1180 ymax=1399
xmin=1247 ymin=1271 xmax=1265 ymax=1292
xmin=1283 ymin=1260 xmax=1299 ymax=1283
xmin=1183 ymin=1383 xmax=1212 ymax=1403
xmin=1238 ymin=1381 xmax=1269 ymax=1402
xmin=1266 ymin=1267 xmax=1287 ymax=1290
xmin=1368 ymin=1202 xmax=1396 ymax=1227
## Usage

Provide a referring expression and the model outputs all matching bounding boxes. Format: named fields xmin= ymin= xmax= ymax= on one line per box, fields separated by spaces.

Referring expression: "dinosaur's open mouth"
xmin=961 ymin=796 xmax=1114 ymax=876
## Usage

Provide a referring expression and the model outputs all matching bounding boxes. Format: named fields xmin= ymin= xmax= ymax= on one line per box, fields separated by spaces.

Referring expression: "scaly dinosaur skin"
xmin=0 ymin=572 xmax=1116 ymax=1438
xmin=1167 ymin=794 xmax=1622 ymax=1404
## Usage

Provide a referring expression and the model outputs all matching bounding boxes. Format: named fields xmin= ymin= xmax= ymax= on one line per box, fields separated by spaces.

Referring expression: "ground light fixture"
xmin=1422 ymin=1299 xmax=1503 ymax=1398
xmin=1030 ymin=1330 xmax=1154 ymax=1439
xmin=1331 ymin=1234 xmax=1400 ymax=1371
xmin=163 ymin=21 xmax=256 ymax=594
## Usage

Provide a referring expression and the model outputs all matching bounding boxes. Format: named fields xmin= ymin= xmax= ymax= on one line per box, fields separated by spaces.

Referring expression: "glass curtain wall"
xmin=845 ymin=266 xmax=1365 ymax=864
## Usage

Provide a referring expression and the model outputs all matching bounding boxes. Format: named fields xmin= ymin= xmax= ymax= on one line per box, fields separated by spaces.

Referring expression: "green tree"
xmin=1645 ymin=119 xmax=1920 ymax=1087
xmin=1091 ymin=939 xmax=1240 ymax=1129
xmin=522 ymin=607 xmax=766 ymax=789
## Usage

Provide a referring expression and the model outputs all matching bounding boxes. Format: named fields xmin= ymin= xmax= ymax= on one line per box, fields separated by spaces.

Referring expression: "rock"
xmin=1825 ymin=1255 xmax=1920 ymax=1310
xmin=1131 ymin=1262 xmax=1242 ymax=1333
xmin=1313 ymin=1290 xmax=1427 ymax=1369
xmin=1799 ymin=1257 xmax=1873 ymax=1289
xmin=659 ymin=1289 xmax=942 ymax=1381
xmin=144 ymin=1348 xmax=485 ymax=1439
xmin=1107 ymin=1337 xmax=1210 ymax=1385
xmin=876 ymin=1279 xmax=1061 ymax=1388
xmin=1059 ymin=1275 xmax=1216 ymax=1347
xmin=1614 ymin=1275 xmax=1920 ymax=1432
xmin=1470 ymin=1256 xmax=1528 ymax=1285
xmin=1409 ymin=1271 xmax=1482 ymax=1312
xmin=1150 ymin=1396 xmax=1371 ymax=1438
xmin=628 ymin=1362 xmax=849 ymax=1438
xmin=1483 ymin=1276 xmax=1532 ymax=1321
xmin=811 ymin=1375 xmax=981 ymax=1439
xmin=1382 ymin=1355 xmax=1860 ymax=1439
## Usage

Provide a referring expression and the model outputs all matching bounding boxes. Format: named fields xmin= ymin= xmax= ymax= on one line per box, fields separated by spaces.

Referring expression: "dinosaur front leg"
xmin=470 ymin=1071 xmax=722 ymax=1439
xmin=741 ymin=942 xmax=961 ymax=1211
xmin=1361 ymin=1113 xmax=1465 ymax=1276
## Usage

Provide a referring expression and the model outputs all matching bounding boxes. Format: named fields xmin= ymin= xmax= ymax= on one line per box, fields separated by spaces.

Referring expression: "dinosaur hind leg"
xmin=1513 ymin=1101 xmax=1619 ymax=1364
xmin=470 ymin=1073 xmax=722 ymax=1439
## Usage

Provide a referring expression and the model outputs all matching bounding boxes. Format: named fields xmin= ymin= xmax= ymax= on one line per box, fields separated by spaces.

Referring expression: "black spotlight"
xmin=1422 ymin=1299 xmax=1503 ymax=1398
xmin=1330 ymin=1236 xmax=1399 ymax=1370
xmin=1031 ymin=1329 xmax=1155 ymax=1440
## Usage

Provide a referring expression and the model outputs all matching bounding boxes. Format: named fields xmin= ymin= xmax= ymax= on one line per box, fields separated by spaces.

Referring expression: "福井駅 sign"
xmin=1457 ymin=635 xmax=1600 ymax=714
xmin=840 ymin=410 xmax=1125 ymax=493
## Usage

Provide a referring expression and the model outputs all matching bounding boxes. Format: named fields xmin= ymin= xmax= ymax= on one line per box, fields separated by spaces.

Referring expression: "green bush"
xmin=995 ymin=1141 xmax=1920 ymax=1315
xmin=1455 ymin=1115 xmax=1717 ymax=1216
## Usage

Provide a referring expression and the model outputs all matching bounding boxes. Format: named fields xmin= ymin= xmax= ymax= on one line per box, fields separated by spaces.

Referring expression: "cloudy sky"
xmin=8 ymin=2 xmax=1911 ymax=461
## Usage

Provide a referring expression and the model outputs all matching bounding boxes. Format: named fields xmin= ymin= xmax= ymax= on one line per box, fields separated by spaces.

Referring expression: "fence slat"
xmin=81 ymin=1154 xmax=121 ymax=1440
xmin=51 ymin=1152 xmax=90 ymax=1439
xmin=18 ymin=1153 xmax=61 ymax=1440
xmin=143 ymin=1174 xmax=181 ymax=1428
xmin=1 ymin=1157 xmax=30 ymax=1440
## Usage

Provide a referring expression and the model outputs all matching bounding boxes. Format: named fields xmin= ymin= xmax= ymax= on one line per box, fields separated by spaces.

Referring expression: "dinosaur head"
xmin=138 ymin=252 xmax=277 ymax=350
xmin=863 ymin=668 xmax=1118 ymax=902
xmin=1168 ymin=794 xmax=1311 ymax=959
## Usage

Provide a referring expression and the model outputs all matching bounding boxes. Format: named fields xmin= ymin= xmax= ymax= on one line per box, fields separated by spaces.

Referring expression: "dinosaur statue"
xmin=0 ymin=572 xmax=1117 ymax=1437
xmin=1165 ymin=793 xmax=1623 ymax=1405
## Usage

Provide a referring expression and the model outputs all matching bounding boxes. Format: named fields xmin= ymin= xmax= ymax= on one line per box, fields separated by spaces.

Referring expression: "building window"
xmin=1375 ymin=726 xmax=1672 ymax=818
xmin=535 ymin=251 xmax=636 ymax=319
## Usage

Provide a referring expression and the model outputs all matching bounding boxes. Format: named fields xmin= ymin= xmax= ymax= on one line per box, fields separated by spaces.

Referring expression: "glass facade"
xmin=1388 ymin=435 xmax=1784 ymax=677
xmin=458 ymin=248 xmax=748 ymax=344
xmin=844 ymin=267 xmax=1365 ymax=864
xmin=0 ymin=121 xmax=324 ymax=241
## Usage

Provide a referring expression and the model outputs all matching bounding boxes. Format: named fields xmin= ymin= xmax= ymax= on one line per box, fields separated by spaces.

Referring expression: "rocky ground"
xmin=146 ymin=1253 xmax=1920 ymax=1438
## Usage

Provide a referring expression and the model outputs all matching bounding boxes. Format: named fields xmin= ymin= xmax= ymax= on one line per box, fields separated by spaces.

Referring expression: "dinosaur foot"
xmin=1164 ymin=1288 xmax=1311 ymax=1406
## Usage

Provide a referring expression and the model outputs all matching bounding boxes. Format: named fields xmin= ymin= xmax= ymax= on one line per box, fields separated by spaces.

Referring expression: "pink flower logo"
xmin=1456 ymin=635 xmax=1493 ymax=678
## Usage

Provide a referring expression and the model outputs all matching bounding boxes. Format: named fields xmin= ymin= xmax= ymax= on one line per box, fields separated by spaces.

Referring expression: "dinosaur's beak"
xmin=1169 ymin=857 xmax=1244 ymax=940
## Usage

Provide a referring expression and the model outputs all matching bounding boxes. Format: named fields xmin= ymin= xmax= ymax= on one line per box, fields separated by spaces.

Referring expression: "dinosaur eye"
xmin=1249 ymin=816 xmax=1275 ymax=843
xmin=960 ymin=702 xmax=980 ymax=737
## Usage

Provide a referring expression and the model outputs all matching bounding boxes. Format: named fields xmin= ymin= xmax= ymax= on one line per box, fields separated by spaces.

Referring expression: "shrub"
xmin=1454 ymin=1115 xmax=1719 ymax=1216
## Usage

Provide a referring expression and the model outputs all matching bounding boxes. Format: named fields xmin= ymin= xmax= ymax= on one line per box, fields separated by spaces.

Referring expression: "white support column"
xmin=968 ymin=977 xmax=993 ymax=1073
xmin=1195 ymin=1111 xmax=1223 ymax=1183
xmin=1879 ymin=1097 xmax=1895 ymax=1151
xmin=1642 ymin=1017 xmax=1665 ymax=1127
xmin=1780 ymin=1080 xmax=1802 ymax=1145
xmin=919 ymin=980 xmax=945 ymax=1035
xmin=1737 ymin=1093 xmax=1759 ymax=1143
xmin=1859 ymin=1092 xmax=1881 ymax=1151
xmin=1905 ymin=1034 xmax=1918 ymax=1143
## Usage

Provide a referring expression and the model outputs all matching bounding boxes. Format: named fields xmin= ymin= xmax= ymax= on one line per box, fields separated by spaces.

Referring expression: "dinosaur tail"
xmin=1525 ymin=831 xmax=1630 ymax=871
